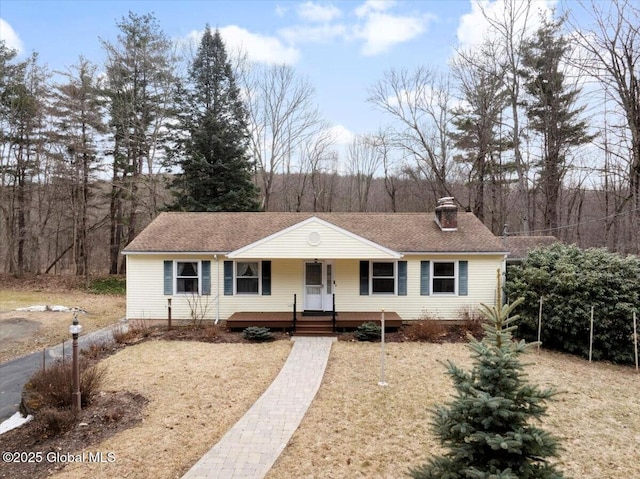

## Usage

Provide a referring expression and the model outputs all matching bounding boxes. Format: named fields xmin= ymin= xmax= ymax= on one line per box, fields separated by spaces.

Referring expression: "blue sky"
xmin=1 ymin=0 xmax=563 ymax=140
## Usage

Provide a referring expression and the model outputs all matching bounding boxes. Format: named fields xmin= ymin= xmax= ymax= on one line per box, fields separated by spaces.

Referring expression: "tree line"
xmin=1 ymin=0 xmax=638 ymax=279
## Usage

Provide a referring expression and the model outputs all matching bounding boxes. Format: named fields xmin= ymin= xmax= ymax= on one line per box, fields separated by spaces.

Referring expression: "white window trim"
xmin=431 ymin=260 xmax=458 ymax=295
xmin=175 ymin=260 xmax=202 ymax=295
xmin=235 ymin=260 xmax=262 ymax=295
xmin=370 ymin=260 xmax=397 ymax=295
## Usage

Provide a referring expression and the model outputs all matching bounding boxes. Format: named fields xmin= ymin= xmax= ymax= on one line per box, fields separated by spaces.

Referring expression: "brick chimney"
xmin=435 ymin=197 xmax=458 ymax=231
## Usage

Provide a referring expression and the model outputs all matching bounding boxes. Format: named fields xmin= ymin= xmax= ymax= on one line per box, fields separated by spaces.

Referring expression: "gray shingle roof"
xmin=123 ymin=211 xmax=508 ymax=254
xmin=504 ymin=235 xmax=559 ymax=260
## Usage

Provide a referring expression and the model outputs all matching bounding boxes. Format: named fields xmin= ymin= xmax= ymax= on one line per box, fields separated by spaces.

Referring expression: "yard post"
xmin=167 ymin=298 xmax=172 ymax=330
xmin=378 ymin=309 xmax=388 ymax=387
xmin=69 ymin=313 xmax=82 ymax=412
xmin=589 ymin=306 xmax=594 ymax=363
xmin=537 ymin=297 xmax=543 ymax=353
xmin=633 ymin=311 xmax=638 ymax=372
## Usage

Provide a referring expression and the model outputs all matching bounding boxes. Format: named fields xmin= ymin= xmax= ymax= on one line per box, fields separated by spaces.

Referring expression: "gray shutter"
xmin=224 ymin=261 xmax=233 ymax=295
xmin=459 ymin=260 xmax=468 ymax=296
xmin=420 ymin=261 xmax=430 ymax=296
xmin=398 ymin=261 xmax=407 ymax=296
xmin=262 ymin=261 xmax=271 ymax=295
xmin=359 ymin=261 xmax=369 ymax=295
xmin=163 ymin=261 xmax=173 ymax=295
xmin=202 ymin=261 xmax=211 ymax=295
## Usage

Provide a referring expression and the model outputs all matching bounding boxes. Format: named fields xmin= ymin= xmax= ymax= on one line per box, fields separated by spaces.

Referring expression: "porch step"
xmin=294 ymin=319 xmax=335 ymax=336
xmin=301 ymin=310 xmax=334 ymax=317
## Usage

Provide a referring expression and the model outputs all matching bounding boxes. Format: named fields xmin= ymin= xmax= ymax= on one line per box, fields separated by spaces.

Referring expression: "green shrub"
xmin=89 ymin=276 xmax=126 ymax=295
xmin=505 ymin=243 xmax=640 ymax=364
xmin=242 ymin=326 xmax=274 ymax=342
xmin=354 ymin=321 xmax=381 ymax=341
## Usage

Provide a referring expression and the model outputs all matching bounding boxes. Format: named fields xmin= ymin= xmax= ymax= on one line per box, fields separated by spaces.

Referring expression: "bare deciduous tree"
xmin=244 ymin=63 xmax=324 ymax=211
xmin=368 ymin=67 xmax=455 ymax=203
xmin=346 ymin=134 xmax=383 ymax=211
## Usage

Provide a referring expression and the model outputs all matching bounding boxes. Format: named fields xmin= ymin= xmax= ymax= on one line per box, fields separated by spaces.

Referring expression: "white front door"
xmin=305 ymin=262 xmax=324 ymax=310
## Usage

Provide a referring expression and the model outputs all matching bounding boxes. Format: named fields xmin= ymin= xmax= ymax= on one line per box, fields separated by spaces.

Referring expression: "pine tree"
xmin=169 ymin=26 xmax=259 ymax=212
xmin=520 ymin=15 xmax=595 ymax=231
xmin=409 ymin=279 xmax=565 ymax=479
xmin=102 ymin=12 xmax=177 ymax=273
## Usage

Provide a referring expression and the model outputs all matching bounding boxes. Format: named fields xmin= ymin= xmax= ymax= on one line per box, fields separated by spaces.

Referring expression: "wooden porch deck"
xmin=226 ymin=311 xmax=403 ymax=332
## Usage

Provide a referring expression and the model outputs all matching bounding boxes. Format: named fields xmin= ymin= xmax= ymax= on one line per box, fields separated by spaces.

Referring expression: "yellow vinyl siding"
xmin=331 ymin=256 xmax=503 ymax=320
xmin=126 ymin=254 xmax=505 ymax=322
xmin=230 ymin=220 xmax=398 ymax=259
xmin=218 ymin=259 xmax=301 ymax=318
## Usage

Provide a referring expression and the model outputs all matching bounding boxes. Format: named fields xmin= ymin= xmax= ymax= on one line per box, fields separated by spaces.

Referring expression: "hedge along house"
xmin=122 ymin=198 xmax=508 ymax=334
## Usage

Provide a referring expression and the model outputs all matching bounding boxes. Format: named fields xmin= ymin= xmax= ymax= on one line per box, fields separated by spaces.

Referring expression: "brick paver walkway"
xmin=181 ymin=336 xmax=336 ymax=479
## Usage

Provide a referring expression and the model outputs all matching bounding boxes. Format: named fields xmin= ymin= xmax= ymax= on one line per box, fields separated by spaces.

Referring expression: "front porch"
xmin=226 ymin=310 xmax=403 ymax=335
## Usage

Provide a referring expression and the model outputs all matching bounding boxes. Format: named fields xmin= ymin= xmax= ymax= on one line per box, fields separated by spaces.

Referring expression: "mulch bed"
xmin=0 ymin=391 xmax=147 ymax=479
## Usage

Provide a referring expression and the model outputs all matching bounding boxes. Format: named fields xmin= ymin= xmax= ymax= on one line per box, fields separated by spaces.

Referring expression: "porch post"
xmin=332 ymin=293 xmax=336 ymax=332
xmin=292 ymin=294 xmax=297 ymax=332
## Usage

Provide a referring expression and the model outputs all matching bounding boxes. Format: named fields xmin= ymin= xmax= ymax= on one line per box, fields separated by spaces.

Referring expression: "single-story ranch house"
xmin=122 ymin=198 xmax=509 ymax=333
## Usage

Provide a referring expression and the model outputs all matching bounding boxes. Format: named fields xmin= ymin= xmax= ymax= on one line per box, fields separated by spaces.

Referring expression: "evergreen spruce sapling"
xmin=409 ymin=286 xmax=565 ymax=479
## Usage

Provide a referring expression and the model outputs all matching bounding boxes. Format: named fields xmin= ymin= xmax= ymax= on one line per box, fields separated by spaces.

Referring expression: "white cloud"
xmin=0 ymin=18 xmax=24 ymax=53
xmin=279 ymin=23 xmax=347 ymax=44
xmin=219 ymin=26 xmax=300 ymax=65
xmin=329 ymin=124 xmax=355 ymax=145
xmin=297 ymin=2 xmax=342 ymax=23
xmin=275 ymin=4 xmax=289 ymax=18
xmin=355 ymin=0 xmax=396 ymax=18
xmin=456 ymin=0 xmax=556 ymax=50
xmin=356 ymin=12 xmax=432 ymax=56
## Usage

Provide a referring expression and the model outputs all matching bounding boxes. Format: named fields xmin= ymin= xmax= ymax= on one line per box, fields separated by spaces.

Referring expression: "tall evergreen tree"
xmin=169 ymin=26 xmax=259 ymax=211
xmin=0 ymin=46 xmax=49 ymax=275
xmin=102 ymin=12 xmax=177 ymax=274
xmin=520 ymin=15 xmax=594 ymax=231
xmin=450 ymin=46 xmax=512 ymax=230
xmin=409 ymin=281 xmax=565 ymax=479
xmin=48 ymin=57 xmax=106 ymax=280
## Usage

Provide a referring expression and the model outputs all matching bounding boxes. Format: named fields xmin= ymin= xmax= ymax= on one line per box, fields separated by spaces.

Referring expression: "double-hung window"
xmin=176 ymin=261 xmax=199 ymax=294
xmin=372 ymin=261 xmax=395 ymax=294
xmin=432 ymin=261 xmax=456 ymax=294
xmin=360 ymin=260 xmax=406 ymax=296
xmin=236 ymin=261 xmax=259 ymax=294
xmin=164 ymin=260 xmax=210 ymax=296
xmin=420 ymin=260 xmax=467 ymax=296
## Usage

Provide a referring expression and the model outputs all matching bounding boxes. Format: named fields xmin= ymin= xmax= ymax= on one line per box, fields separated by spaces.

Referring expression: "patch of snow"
xmin=16 ymin=305 xmax=48 ymax=312
xmin=15 ymin=305 xmax=86 ymax=313
xmin=0 ymin=412 xmax=32 ymax=435
xmin=49 ymin=305 xmax=72 ymax=312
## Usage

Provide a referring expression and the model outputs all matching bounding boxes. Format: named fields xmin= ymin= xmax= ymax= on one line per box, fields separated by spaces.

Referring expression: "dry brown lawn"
xmin=0 ymin=289 xmax=125 ymax=363
xmin=32 ymin=339 xmax=640 ymax=479
xmin=266 ymin=342 xmax=639 ymax=479
xmin=50 ymin=340 xmax=292 ymax=479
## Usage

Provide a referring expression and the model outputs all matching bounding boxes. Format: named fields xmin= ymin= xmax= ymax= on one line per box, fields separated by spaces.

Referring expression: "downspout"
xmin=215 ymin=255 xmax=220 ymax=324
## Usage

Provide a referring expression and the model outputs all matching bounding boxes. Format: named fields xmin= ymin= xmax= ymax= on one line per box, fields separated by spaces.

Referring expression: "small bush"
xmin=404 ymin=321 xmax=447 ymax=342
xmin=22 ymin=359 xmax=107 ymax=414
xmin=89 ymin=276 xmax=126 ymax=295
xmin=31 ymin=407 xmax=77 ymax=438
xmin=81 ymin=340 xmax=114 ymax=360
xmin=112 ymin=320 xmax=150 ymax=344
xmin=243 ymin=326 xmax=274 ymax=342
xmin=202 ymin=323 xmax=220 ymax=340
xmin=354 ymin=322 xmax=382 ymax=341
